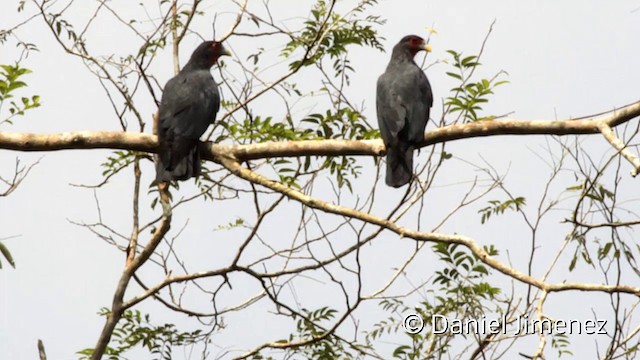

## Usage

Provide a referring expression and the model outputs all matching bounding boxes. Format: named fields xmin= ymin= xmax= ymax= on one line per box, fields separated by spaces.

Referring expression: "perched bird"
xmin=155 ymin=41 xmax=231 ymax=182
xmin=376 ymin=35 xmax=433 ymax=188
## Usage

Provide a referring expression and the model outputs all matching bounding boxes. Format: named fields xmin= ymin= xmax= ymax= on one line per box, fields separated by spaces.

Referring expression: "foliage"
xmin=444 ymin=50 xmax=508 ymax=123
xmin=0 ymin=63 xmax=41 ymax=126
xmin=289 ymin=307 xmax=357 ymax=359
xmin=282 ymin=0 xmax=385 ymax=72
xmin=77 ymin=308 xmax=203 ymax=360
xmin=551 ymin=332 xmax=574 ymax=358
xmin=368 ymin=243 xmax=501 ymax=359
xmin=564 ymin=178 xmax=640 ymax=276
xmin=5 ymin=0 xmax=639 ymax=359
xmin=101 ymin=151 xmax=138 ymax=179
xmin=253 ymin=307 xmax=359 ymax=360
xmin=0 ymin=52 xmax=41 ymax=269
xmin=478 ymin=197 xmax=526 ymax=224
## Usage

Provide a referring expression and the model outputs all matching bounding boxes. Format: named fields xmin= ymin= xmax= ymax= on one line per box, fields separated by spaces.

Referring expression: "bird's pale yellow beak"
xmin=423 ymin=44 xmax=432 ymax=52
xmin=222 ymin=47 xmax=232 ymax=57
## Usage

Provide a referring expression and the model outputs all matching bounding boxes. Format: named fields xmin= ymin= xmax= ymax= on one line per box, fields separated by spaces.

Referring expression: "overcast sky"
xmin=1 ymin=1 xmax=640 ymax=359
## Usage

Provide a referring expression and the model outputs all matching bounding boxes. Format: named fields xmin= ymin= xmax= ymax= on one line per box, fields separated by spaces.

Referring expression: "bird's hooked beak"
xmin=220 ymin=44 xmax=232 ymax=57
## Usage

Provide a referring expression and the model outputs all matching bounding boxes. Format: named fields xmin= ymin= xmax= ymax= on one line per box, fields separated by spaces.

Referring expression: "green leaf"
xmin=0 ymin=241 xmax=15 ymax=269
xmin=569 ymin=255 xmax=577 ymax=271
xmin=445 ymin=71 xmax=462 ymax=80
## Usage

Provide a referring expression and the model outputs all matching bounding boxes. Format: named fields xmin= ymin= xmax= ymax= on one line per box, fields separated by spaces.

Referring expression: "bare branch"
xmin=90 ymin=183 xmax=172 ymax=360
xmin=219 ymin=157 xmax=640 ymax=296
xmin=218 ymin=0 xmax=248 ymax=43
xmin=171 ymin=0 xmax=180 ymax=75
xmin=0 ymin=158 xmax=40 ymax=197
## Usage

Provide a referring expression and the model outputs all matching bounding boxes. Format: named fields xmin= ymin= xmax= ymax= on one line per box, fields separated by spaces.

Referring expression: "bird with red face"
xmin=376 ymin=35 xmax=433 ymax=188
xmin=155 ymin=41 xmax=231 ymax=182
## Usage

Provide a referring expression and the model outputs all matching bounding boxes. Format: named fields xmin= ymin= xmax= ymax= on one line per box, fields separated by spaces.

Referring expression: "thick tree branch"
xmin=1 ymin=101 xmax=639 ymax=164
xmin=0 ymin=130 xmax=157 ymax=152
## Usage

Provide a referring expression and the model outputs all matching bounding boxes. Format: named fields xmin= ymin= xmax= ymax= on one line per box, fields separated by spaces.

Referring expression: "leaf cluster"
xmin=78 ymin=308 xmax=203 ymax=360
xmin=0 ymin=63 xmax=41 ymax=125
xmin=444 ymin=50 xmax=507 ymax=123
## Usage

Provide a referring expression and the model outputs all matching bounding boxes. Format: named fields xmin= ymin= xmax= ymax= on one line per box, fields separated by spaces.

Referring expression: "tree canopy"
xmin=1 ymin=1 xmax=640 ymax=359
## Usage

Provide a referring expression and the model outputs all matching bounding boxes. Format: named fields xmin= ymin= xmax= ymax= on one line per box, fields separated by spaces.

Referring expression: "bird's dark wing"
xmin=157 ymin=70 xmax=220 ymax=171
xmin=376 ymin=73 xmax=407 ymax=148
xmin=159 ymin=71 xmax=219 ymax=139
xmin=403 ymin=66 xmax=432 ymax=145
xmin=376 ymin=63 xmax=432 ymax=187
xmin=377 ymin=66 xmax=432 ymax=146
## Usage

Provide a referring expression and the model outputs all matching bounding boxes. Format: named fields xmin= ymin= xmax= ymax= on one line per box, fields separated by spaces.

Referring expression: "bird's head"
xmin=188 ymin=41 xmax=232 ymax=69
xmin=397 ymin=35 xmax=432 ymax=57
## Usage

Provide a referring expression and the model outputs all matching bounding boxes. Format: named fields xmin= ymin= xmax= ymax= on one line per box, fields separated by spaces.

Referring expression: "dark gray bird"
xmin=376 ymin=35 xmax=433 ymax=188
xmin=155 ymin=41 xmax=231 ymax=182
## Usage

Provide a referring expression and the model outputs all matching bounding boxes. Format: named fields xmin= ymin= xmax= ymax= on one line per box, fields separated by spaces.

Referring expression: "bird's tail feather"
xmin=385 ymin=145 xmax=413 ymax=188
xmin=155 ymin=147 xmax=201 ymax=182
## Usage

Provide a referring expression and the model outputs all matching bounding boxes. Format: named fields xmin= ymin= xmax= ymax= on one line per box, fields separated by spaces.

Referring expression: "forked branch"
xmin=218 ymin=157 xmax=640 ymax=297
xmin=218 ymin=0 xmax=248 ymax=43
xmin=90 ymin=184 xmax=173 ymax=360
xmin=597 ymin=122 xmax=640 ymax=176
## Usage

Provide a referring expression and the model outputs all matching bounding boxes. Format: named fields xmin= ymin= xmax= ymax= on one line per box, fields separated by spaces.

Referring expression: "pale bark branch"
xmin=219 ymin=157 xmax=640 ymax=297
xmin=532 ymin=291 xmax=549 ymax=360
xmin=1 ymin=101 xmax=639 ymax=164
xmin=218 ymin=0 xmax=248 ymax=43
xmin=598 ymin=122 xmax=640 ymax=176
xmin=171 ymin=0 xmax=180 ymax=75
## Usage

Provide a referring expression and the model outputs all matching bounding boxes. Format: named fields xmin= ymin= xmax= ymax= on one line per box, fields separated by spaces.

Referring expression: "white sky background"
xmin=1 ymin=0 xmax=640 ymax=359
